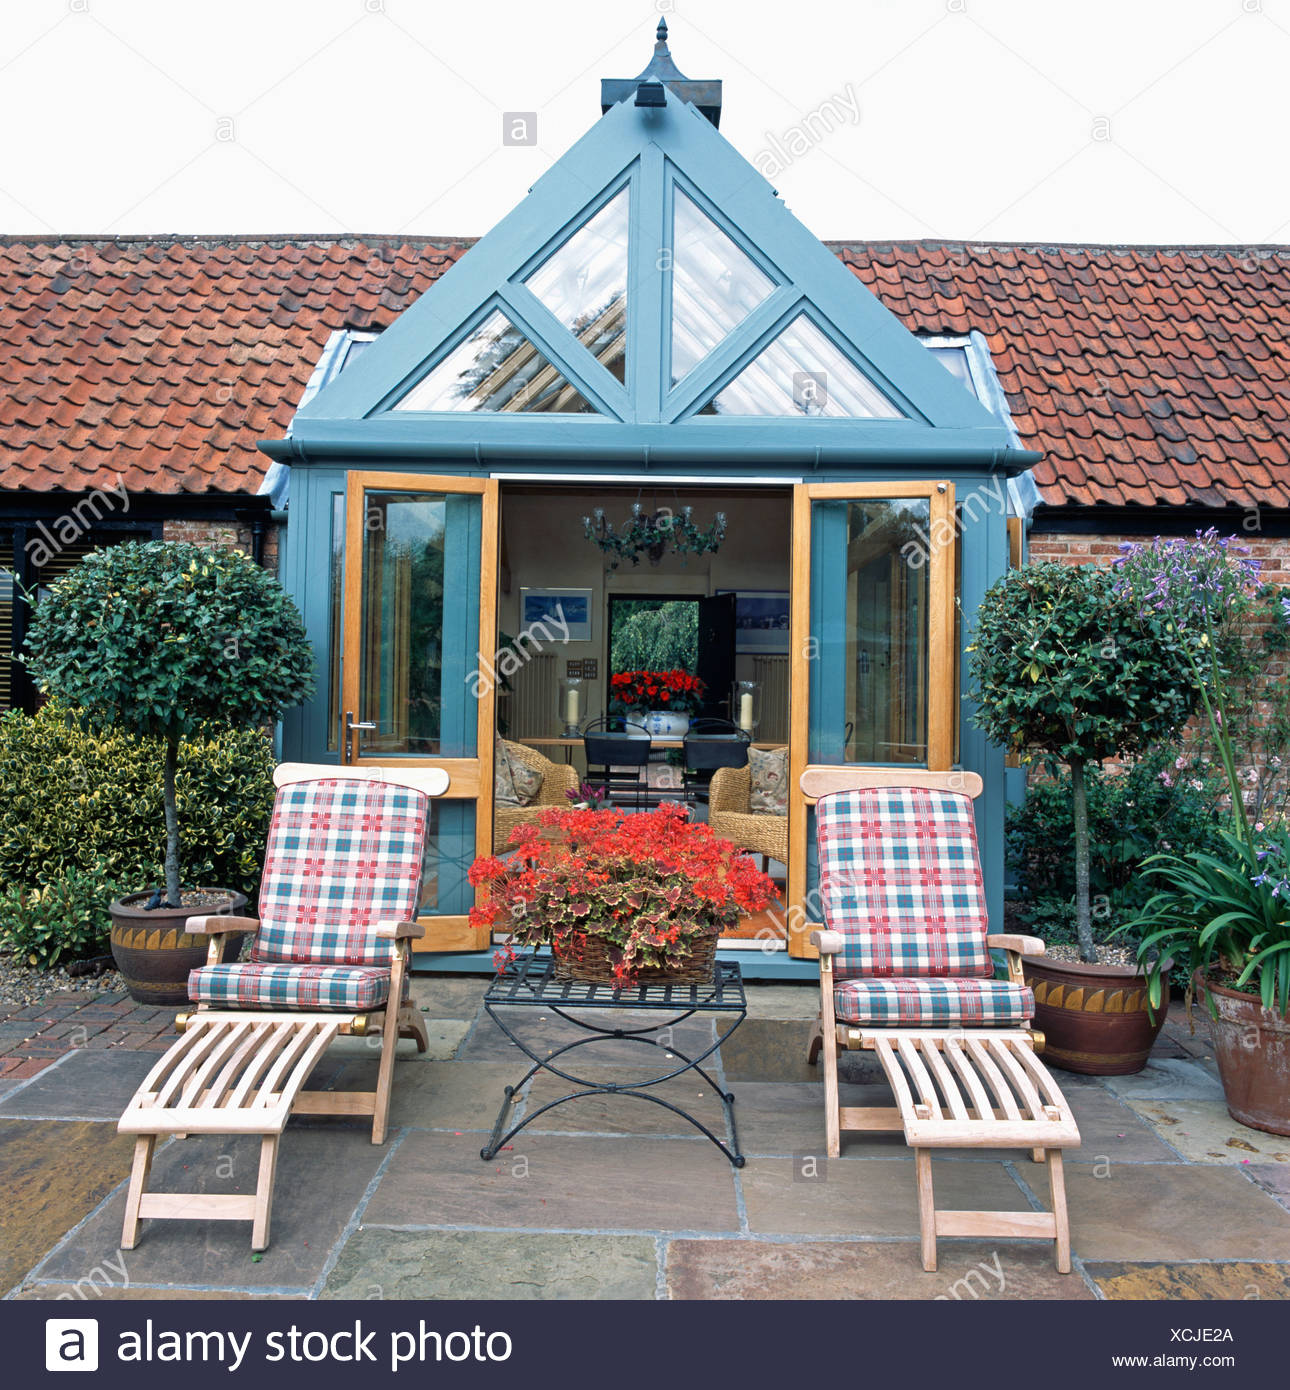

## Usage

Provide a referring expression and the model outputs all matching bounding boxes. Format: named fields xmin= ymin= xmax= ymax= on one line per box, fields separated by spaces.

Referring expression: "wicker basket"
xmin=552 ymin=928 xmax=720 ymax=987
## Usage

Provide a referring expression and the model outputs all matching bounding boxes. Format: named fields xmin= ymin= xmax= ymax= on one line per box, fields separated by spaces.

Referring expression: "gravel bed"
xmin=0 ymin=951 xmax=122 ymax=1012
xmin=1042 ymin=942 xmax=1139 ymax=969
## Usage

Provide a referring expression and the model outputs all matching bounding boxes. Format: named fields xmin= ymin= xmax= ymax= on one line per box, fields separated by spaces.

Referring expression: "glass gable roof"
xmin=670 ymin=188 xmax=774 ymax=385
xmin=699 ymin=315 xmax=903 ymax=419
xmin=393 ymin=309 xmax=598 ymax=414
xmin=524 ymin=187 xmax=628 ymax=385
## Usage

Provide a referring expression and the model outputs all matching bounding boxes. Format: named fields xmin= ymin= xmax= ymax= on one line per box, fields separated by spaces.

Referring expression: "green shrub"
xmin=23 ymin=540 xmax=313 ymax=904
xmin=1008 ymin=751 xmax=1226 ymax=913
xmin=0 ymin=705 xmax=275 ymax=903
xmin=0 ymin=862 xmax=122 ymax=968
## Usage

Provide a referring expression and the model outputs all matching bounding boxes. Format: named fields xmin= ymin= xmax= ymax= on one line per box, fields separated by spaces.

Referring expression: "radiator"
xmin=753 ymin=655 xmax=790 ymax=744
xmin=505 ymin=651 xmax=557 ymax=738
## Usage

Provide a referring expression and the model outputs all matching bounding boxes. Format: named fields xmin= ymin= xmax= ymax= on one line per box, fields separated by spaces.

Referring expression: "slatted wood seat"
xmin=856 ymin=1028 xmax=1078 ymax=1272
xmin=800 ymin=768 xmax=1081 ymax=1273
xmin=116 ymin=763 xmax=448 ymax=1252
xmin=118 ymin=1017 xmax=342 ymax=1250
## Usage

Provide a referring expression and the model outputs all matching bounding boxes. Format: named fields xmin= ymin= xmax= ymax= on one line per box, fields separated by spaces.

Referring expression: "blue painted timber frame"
xmin=263 ymin=84 xmax=1040 ymax=978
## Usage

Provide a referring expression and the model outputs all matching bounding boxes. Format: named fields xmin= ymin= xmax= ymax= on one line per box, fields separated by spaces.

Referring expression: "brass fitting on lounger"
xmin=173 ymin=1012 xmax=191 ymax=1034
xmin=1029 ymin=1028 xmax=1046 ymax=1054
xmin=348 ymin=1014 xmax=370 ymax=1036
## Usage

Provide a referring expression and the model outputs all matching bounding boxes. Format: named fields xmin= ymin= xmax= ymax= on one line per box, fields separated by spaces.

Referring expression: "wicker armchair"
xmin=708 ymin=763 xmax=788 ymax=870
xmin=494 ymin=740 xmax=580 ymax=848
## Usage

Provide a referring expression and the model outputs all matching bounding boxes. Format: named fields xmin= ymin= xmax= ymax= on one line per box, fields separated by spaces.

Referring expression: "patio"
xmin=3 ymin=977 xmax=1288 ymax=1302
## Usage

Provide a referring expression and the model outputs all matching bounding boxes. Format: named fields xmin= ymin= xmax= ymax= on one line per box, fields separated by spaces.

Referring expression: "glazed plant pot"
xmin=1022 ymin=954 xmax=1170 ymax=1076
xmin=109 ymin=888 xmax=248 ymax=1005
xmin=1196 ymin=972 xmax=1290 ymax=1136
xmin=641 ymin=710 xmax=691 ymax=738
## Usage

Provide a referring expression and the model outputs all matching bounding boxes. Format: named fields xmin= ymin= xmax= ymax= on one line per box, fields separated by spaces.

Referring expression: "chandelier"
xmin=583 ymin=499 xmax=727 ymax=570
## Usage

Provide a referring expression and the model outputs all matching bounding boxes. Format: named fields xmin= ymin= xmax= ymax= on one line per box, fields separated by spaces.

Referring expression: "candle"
xmin=565 ymin=688 xmax=581 ymax=727
xmin=738 ymin=692 xmax=754 ymax=731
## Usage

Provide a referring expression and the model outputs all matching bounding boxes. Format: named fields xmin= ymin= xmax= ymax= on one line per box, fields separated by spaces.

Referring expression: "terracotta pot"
xmin=1196 ymin=972 xmax=1290 ymax=1136
xmin=109 ymin=888 xmax=247 ymax=1005
xmin=1022 ymin=954 xmax=1169 ymax=1076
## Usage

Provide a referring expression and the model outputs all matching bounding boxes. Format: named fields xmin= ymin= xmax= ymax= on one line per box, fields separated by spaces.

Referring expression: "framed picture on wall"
xmin=519 ymin=587 xmax=592 ymax=643
xmin=719 ymin=590 xmax=791 ymax=654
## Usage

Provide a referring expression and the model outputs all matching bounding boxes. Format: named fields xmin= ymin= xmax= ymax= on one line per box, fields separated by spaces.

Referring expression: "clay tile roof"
xmin=0 ymin=235 xmax=469 ymax=497
xmin=3 ymin=234 xmax=1290 ymax=510
xmin=835 ymin=241 xmax=1290 ymax=510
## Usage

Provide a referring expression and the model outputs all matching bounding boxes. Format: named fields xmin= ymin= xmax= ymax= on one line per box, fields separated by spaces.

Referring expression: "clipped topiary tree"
xmin=968 ymin=561 xmax=1194 ymax=962
xmin=24 ymin=541 xmax=315 ymax=907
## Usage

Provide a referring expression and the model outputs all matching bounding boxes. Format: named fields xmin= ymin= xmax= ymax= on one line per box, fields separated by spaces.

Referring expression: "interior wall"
xmin=498 ymin=486 xmax=791 ymax=730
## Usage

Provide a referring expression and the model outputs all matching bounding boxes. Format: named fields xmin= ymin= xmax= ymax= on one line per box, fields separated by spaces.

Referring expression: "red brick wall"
xmin=1029 ymin=532 xmax=1290 ymax=582
xmin=161 ymin=518 xmax=281 ymax=573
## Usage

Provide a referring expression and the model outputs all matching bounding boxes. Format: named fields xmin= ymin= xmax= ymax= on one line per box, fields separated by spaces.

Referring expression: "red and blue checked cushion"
xmin=188 ymin=962 xmax=392 ymax=1011
xmin=252 ymin=778 xmax=428 ymax=967
xmin=834 ymin=977 xmax=1034 ymax=1027
xmin=817 ymin=787 xmax=991 ymax=981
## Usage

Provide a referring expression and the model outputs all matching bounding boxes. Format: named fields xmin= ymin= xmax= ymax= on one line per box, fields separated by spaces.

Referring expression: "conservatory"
xmin=262 ymin=24 xmax=1039 ymax=975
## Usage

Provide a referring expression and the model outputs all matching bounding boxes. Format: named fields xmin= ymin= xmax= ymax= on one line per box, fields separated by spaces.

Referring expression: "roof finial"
xmin=656 ymin=18 xmax=668 ymax=45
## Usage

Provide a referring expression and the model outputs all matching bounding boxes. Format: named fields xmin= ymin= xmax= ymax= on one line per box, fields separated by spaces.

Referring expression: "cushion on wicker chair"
xmin=748 ymin=746 xmax=788 ymax=813
xmin=189 ymin=962 xmax=392 ymax=1011
xmin=833 ymin=977 xmax=1034 ymax=1026
xmin=817 ymin=787 xmax=991 ymax=981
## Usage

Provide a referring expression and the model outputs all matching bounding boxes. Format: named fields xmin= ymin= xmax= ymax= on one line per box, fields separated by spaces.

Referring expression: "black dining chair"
xmin=681 ymin=718 xmax=751 ymax=805
xmin=582 ymin=716 xmax=652 ymax=810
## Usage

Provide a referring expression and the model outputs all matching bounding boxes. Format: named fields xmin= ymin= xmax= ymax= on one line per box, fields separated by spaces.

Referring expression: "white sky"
xmin=1 ymin=0 xmax=1285 ymax=246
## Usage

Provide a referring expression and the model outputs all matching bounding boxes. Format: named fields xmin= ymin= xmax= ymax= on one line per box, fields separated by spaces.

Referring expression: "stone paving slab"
xmin=15 ymin=1284 xmax=298 ymax=1301
xmin=739 ymin=1154 xmax=1030 ymax=1237
xmin=320 ymin=1023 xmax=470 ymax=1062
xmin=331 ymin=1059 xmax=528 ymax=1131
xmin=408 ymin=976 xmax=494 ymax=1021
xmin=666 ymin=1237 xmax=1095 ymax=1300
xmin=35 ymin=1127 xmax=388 ymax=1293
xmin=1128 ymin=1098 xmax=1290 ymax=1164
xmin=1062 ymin=1162 xmax=1290 ymax=1261
xmin=520 ymin=1065 xmax=730 ymax=1138
xmin=363 ymin=1131 xmax=741 ymax=1233
xmin=1245 ymin=1163 xmax=1290 ymax=1207
xmin=1085 ymin=1261 xmax=1290 ymax=1300
xmin=456 ymin=1012 xmax=717 ymax=1068
xmin=0 ymin=1119 xmax=137 ymax=1299
xmin=321 ymin=1228 xmax=658 ymax=1300
xmin=740 ymin=984 xmax=820 ymax=1021
xmin=0 ymin=1050 xmax=159 ymax=1121
xmin=1101 ymin=1058 xmax=1225 ymax=1103
xmin=733 ymin=1081 xmax=903 ymax=1158
xmin=716 ymin=1018 xmax=819 ymax=1083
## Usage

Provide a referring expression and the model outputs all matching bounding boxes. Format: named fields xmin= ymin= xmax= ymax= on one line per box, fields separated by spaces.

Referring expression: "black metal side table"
xmin=479 ymin=953 xmax=748 ymax=1167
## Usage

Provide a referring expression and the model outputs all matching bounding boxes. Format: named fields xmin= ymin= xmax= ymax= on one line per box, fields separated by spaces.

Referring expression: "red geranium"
xmin=609 ymin=668 xmax=706 ymax=715
xmin=468 ymin=804 xmax=775 ymax=986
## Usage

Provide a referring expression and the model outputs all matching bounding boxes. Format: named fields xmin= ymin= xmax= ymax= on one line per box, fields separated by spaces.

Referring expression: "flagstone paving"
xmin=2 ymin=981 xmax=1287 ymax=1302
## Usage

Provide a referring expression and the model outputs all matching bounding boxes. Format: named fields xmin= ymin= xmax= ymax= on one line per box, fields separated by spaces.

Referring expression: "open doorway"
xmin=492 ymin=481 xmax=793 ymax=946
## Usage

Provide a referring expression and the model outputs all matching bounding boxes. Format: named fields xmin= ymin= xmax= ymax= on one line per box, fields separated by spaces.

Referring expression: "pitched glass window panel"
xmin=671 ymin=190 xmax=775 ymax=384
xmin=393 ymin=310 xmax=598 ymax=413
xmin=699 ymin=315 xmax=903 ymax=418
xmin=524 ymin=188 xmax=628 ymax=384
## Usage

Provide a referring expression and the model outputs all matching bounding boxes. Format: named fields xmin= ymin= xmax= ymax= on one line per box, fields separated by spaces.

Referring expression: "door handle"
xmin=344 ymin=711 xmax=377 ymax=762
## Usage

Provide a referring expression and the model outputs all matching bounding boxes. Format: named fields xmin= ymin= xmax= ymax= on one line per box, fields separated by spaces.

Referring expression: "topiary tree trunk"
xmin=162 ymin=734 xmax=182 ymax=907
xmin=1069 ymin=760 xmax=1095 ymax=962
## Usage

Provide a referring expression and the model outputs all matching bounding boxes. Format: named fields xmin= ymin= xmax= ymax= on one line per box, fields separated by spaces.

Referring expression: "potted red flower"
xmin=468 ymin=803 xmax=775 ymax=987
xmin=609 ymin=668 xmax=706 ymax=737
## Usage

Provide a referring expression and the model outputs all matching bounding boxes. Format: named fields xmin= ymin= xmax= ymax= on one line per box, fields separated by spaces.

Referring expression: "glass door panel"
xmin=342 ymin=472 xmax=497 ymax=952
xmin=786 ymin=482 xmax=955 ymax=958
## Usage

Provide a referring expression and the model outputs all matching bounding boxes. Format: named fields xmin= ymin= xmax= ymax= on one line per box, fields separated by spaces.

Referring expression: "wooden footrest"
xmin=862 ymin=1029 xmax=1080 ymax=1274
xmin=117 ymin=1015 xmax=343 ymax=1251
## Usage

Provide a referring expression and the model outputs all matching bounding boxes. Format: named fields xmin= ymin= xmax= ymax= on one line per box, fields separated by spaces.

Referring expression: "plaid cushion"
xmin=816 ymin=788 xmax=991 ymax=980
xmin=253 ymin=778 xmax=428 ymax=967
xmin=834 ymin=977 xmax=1034 ymax=1026
xmin=188 ymin=962 xmax=391 ymax=1011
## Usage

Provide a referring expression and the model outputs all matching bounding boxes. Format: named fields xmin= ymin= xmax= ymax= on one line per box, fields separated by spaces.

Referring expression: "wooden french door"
xmin=786 ymin=481 xmax=957 ymax=958
xmin=341 ymin=472 xmax=498 ymax=952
